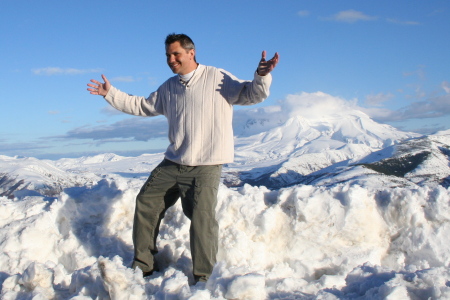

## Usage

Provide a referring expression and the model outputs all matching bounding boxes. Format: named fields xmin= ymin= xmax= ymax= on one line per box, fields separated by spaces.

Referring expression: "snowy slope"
xmin=0 ymin=155 xmax=95 ymax=199
xmin=308 ymin=129 xmax=450 ymax=188
xmin=0 ymin=153 xmax=164 ymax=200
xmin=2 ymin=150 xmax=450 ymax=299
xmin=2 ymin=109 xmax=450 ymax=298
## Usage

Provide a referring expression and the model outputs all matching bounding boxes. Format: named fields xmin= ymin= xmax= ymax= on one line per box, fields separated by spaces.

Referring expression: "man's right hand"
xmin=87 ymin=74 xmax=111 ymax=96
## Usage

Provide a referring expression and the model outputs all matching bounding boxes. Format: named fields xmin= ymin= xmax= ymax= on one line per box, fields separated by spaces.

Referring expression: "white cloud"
xmin=360 ymin=106 xmax=396 ymax=121
xmin=148 ymin=77 xmax=159 ymax=86
xmin=111 ymin=76 xmax=137 ymax=82
xmin=108 ymin=76 xmax=158 ymax=85
xmin=365 ymin=93 xmax=394 ymax=107
xmin=396 ymin=94 xmax=450 ymax=120
xmin=281 ymin=91 xmax=359 ymax=119
xmin=327 ymin=10 xmax=377 ymax=23
xmin=387 ymin=18 xmax=420 ymax=26
xmin=323 ymin=10 xmax=419 ymax=25
xmin=101 ymin=105 xmax=124 ymax=116
xmin=297 ymin=10 xmax=310 ymax=17
xmin=403 ymin=66 xmax=426 ymax=80
xmin=442 ymin=81 xmax=450 ymax=94
xmin=0 ymin=141 xmax=50 ymax=152
xmin=32 ymin=67 xmax=103 ymax=76
xmin=363 ymin=94 xmax=450 ymax=123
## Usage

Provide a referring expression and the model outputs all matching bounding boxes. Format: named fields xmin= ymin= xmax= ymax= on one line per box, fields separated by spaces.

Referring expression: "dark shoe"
xmin=143 ymin=270 xmax=154 ymax=277
xmin=142 ymin=265 xmax=160 ymax=278
xmin=133 ymin=259 xmax=159 ymax=278
xmin=194 ymin=275 xmax=208 ymax=283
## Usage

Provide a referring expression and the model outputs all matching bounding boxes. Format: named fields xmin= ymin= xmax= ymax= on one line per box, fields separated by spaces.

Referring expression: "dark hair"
xmin=165 ymin=33 xmax=195 ymax=51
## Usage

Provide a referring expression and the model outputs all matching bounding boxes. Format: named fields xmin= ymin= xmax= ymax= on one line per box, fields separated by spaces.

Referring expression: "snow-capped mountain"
xmin=226 ymin=108 xmax=420 ymax=188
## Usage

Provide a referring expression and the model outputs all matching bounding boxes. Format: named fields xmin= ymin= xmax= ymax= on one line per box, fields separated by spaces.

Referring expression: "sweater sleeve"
xmin=221 ymin=70 xmax=272 ymax=106
xmin=104 ymin=86 xmax=162 ymax=117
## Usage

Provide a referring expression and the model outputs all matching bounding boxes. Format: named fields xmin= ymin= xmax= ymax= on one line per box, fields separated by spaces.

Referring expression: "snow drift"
xmin=2 ymin=173 xmax=450 ymax=299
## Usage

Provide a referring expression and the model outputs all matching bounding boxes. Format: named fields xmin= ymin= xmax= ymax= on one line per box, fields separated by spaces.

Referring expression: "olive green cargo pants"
xmin=131 ymin=159 xmax=222 ymax=281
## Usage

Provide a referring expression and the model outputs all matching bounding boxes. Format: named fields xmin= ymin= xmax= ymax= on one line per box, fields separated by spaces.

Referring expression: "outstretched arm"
xmin=257 ymin=51 xmax=279 ymax=76
xmin=87 ymin=74 xmax=111 ymax=96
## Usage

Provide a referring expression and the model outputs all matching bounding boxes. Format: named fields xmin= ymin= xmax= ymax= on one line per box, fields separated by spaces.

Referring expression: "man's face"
xmin=166 ymin=41 xmax=196 ymax=75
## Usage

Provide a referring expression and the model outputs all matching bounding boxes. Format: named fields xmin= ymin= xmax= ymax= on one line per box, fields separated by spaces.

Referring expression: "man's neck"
xmin=179 ymin=64 xmax=199 ymax=84
xmin=179 ymin=62 xmax=198 ymax=75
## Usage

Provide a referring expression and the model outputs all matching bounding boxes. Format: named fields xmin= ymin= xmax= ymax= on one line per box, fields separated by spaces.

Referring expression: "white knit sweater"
xmin=104 ymin=64 xmax=272 ymax=166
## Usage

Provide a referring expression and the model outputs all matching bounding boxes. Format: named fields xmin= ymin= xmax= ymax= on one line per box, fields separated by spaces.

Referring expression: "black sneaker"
xmin=194 ymin=275 xmax=208 ymax=283
xmin=143 ymin=270 xmax=154 ymax=278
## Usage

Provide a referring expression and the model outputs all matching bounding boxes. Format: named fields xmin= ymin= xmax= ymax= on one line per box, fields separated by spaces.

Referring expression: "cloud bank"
xmin=327 ymin=10 xmax=377 ymax=23
xmin=53 ymin=117 xmax=168 ymax=142
xmin=33 ymin=67 xmax=103 ymax=76
xmin=307 ymin=9 xmax=419 ymax=25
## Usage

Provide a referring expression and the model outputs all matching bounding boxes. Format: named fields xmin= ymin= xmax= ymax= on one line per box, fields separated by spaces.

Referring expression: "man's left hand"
xmin=257 ymin=51 xmax=279 ymax=76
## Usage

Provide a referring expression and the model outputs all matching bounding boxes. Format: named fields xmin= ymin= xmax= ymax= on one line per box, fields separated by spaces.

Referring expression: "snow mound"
xmin=1 ymin=177 xmax=450 ymax=299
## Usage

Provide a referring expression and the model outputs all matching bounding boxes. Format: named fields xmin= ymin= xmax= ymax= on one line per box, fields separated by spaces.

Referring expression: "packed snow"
xmin=1 ymin=92 xmax=450 ymax=299
xmin=2 ymin=169 xmax=450 ymax=299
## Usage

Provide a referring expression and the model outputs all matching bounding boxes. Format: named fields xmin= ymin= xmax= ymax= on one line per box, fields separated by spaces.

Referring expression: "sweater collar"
xmin=175 ymin=64 xmax=205 ymax=87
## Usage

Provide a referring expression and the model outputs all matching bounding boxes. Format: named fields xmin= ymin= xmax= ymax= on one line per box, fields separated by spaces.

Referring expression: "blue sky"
xmin=1 ymin=0 xmax=449 ymax=159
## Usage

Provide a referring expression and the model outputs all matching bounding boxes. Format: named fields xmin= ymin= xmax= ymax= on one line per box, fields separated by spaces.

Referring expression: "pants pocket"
xmin=140 ymin=161 xmax=167 ymax=193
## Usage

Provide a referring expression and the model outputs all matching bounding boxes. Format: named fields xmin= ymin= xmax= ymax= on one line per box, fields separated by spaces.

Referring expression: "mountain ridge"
xmin=1 ymin=108 xmax=443 ymax=198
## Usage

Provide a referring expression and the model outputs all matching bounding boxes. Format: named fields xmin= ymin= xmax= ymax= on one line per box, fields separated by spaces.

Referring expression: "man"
xmin=87 ymin=33 xmax=279 ymax=283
